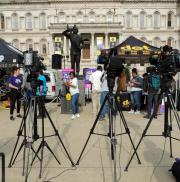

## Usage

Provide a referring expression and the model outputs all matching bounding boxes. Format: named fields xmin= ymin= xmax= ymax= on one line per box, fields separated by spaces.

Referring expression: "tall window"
xmin=26 ymin=39 xmax=33 ymax=50
xmin=39 ymin=13 xmax=46 ymax=30
xmin=12 ymin=13 xmax=18 ymax=30
xmin=26 ymin=13 xmax=32 ymax=30
xmin=0 ymin=14 xmax=5 ymax=30
xmin=167 ymin=37 xmax=174 ymax=47
xmin=40 ymin=39 xmax=47 ymax=55
xmin=89 ymin=11 xmax=95 ymax=23
xmin=168 ymin=12 xmax=173 ymax=28
xmin=154 ymin=37 xmax=161 ymax=47
xmin=12 ymin=39 xmax=19 ymax=49
xmin=154 ymin=11 xmax=160 ymax=28
xmin=126 ymin=11 xmax=132 ymax=28
xmin=140 ymin=11 xmax=146 ymax=29
xmin=58 ymin=12 xmax=66 ymax=23
xmin=77 ymin=11 xmax=83 ymax=23
xmin=107 ymin=11 xmax=113 ymax=23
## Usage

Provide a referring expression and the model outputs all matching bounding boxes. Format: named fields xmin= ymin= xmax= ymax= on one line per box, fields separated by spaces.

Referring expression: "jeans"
xmin=130 ymin=91 xmax=142 ymax=111
xmin=100 ymin=91 xmax=109 ymax=118
xmin=71 ymin=93 xmax=79 ymax=114
xmin=147 ymin=93 xmax=159 ymax=116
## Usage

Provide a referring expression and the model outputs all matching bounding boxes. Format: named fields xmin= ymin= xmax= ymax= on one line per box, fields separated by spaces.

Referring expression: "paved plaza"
xmin=0 ymin=102 xmax=179 ymax=182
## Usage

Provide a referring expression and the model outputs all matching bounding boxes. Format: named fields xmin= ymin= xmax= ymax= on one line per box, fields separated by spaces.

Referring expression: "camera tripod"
xmin=125 ymin=90 xmax=180 ymax=171
xmin=76 ymin=92 xmax=141 ymax=182
xmin=9 ymin=96 xmax=74 ymax=180
xmin=8 ymin=96 xmax=40 ymax=182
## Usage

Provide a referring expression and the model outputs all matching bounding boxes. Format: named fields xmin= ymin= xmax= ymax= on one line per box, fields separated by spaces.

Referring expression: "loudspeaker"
xmin=52 ymin=54 xmax=62 ymax=69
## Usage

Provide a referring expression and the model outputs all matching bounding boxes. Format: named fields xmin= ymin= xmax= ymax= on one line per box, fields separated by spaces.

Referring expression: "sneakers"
xmin=135 ymin=110 xmax=140 ymax=114
xmin=128 ymin=110 xmax=134 ymax=114
xmin=10 ymin=116 xmax=15 ymax=120
xmin=143 ymin=114 xmax=150 ymax=119
xmin=17 ymin=114 xmax=22 ymax=118
xmin=71 ymin=115 xmax=76 ymax=120
xmin=75 ymin=113 xmax=80 ymax=118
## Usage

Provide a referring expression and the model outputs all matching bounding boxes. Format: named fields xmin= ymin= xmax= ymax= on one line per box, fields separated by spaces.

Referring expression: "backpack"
xmin=170 ymin=160 xmax=180 ymax=182
xmin=150 ymin=74 xmax=161 ymax=90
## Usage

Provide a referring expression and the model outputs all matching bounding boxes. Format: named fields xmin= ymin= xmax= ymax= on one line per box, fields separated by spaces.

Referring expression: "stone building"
xmin=0 ymin=0 xmax=179 ymax=72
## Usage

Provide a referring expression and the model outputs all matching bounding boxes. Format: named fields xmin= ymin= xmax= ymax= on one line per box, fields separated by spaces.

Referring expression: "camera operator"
xmin=128 ymin=68 xmax=143 ymax=114
xmin=36 ymin=69 xmax=47 ymax=119
xmin=144 ymin=68 xmax=161 ymax=119
xmin=8 ymin=66 xmax=23 ymax=120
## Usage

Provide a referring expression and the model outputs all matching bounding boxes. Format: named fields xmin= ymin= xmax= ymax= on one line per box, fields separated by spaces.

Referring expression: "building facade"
xmin=0 ymin=0 xmax=179 ymax=71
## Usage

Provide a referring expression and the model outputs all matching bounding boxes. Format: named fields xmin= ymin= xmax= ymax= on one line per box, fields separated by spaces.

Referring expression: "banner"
xmin=61 ymin=68 xmax=74 ymax=82
xmin=96 ymin=37 xmax=104 ymax=56
xmin=83 ymin=68 xmax=96 ymax=88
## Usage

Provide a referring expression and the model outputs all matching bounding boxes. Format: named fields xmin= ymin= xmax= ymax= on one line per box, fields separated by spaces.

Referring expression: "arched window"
xmin=12 ymin=39 xmax=19 ymax=49
xmin=58 ymin=12 xmax=66 ymax=23
xmin=154 ymin=11 xmax=160 ymax=28
xmin=167 ymin=37 xmax=174 ymax=47
xmin=76 ymin=11 xmax=83 ymax=23
xmin=26 ymin=39 xmax=33 ymax=50
xmin=154 ymin=37 xmax=161 ymax=47
xmin=12 ymin=13 xmax=18 ymax=30
xmin=40 ymin=39 xmax=47 ymax=55
xmin=26 ymin=13 xmax=32 ymax=30
xmin=0 ymin=14 xmax=5 ymax=30
xmin=107 ymin=11 xmax=113 ymax=23
xmin=126 ymin=11 xmax=132 ymax=28
xmin=167 ymin=12 xmax=174 ymax=27
xmin=140 ymin=11 xmax=146 ymax=29
xmin=39 ymin=13 xmax=46 ymax=30
xmin=89 ymin=11 xmax=95 ymax=23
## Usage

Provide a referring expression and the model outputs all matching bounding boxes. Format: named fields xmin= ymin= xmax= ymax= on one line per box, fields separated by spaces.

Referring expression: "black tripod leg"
xmin=10 ymin=140 xmax=24 ymax=167
xmin=39 ymin=145 xmax=44 ymax=178
xmin=169 ymin=132 xmax=173 ymax=158
xmin=45 ymin=108 xmax=74 ymax=166
xmin=76 ymin=94 xmax=109 ymax=165
xmin=31 ymin=146 xmax=40 ymax=161
xmin=125 ymin=115 xmax=154 ymax=171
xmin=9 ymin=102 xmax=31 ymax=167
xmin=31 ymin=143 xmax=42 ymax=166
xmin=45 ymin=142 xmax=61 ymax=165
xmin=114 ymin=96 xmax=141 ymax=165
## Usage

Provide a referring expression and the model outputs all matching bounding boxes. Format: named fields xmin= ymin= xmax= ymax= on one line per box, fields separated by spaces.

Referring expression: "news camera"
xmin=97 ymin=48 xmax=125 ymax=93
xmin=23 ymin=48 xmax=46 ymax=95
xmin=147 ymin=45 xmax=180 ymax=90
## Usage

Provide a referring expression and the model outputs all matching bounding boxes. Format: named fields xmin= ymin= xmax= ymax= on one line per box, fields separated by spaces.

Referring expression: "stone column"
xmin=63 ymin=35 xmax=67 ymax=56
xmin=91 ymin=33 xmax=95 ymax=61
xmin=105 ymin=33 xmax=108 ymax=49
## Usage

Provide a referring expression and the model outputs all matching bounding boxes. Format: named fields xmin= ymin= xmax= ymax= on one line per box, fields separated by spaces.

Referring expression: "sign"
xmin=55 ymin=37 xmax=62 ymax=43
xmin=83 ymin=68 xmax=96 ymax=88
xmin=61 ymin=68 xmax=74 ymax=82
xmin=0 ymin=55 xmax=4 ymax=62
xmin=110 ymin=37 xmax=117 ymax=48
xmin=118 ymin=45 xmax=153 ymax=56
xmin=96 ymin=37 xmax=104 ymax=56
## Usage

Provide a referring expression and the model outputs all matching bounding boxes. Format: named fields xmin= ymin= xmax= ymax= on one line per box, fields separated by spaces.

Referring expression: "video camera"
xmin=97 ymin=48 xmax=125 ymax=93
xmin=23 ymin=48 xmax=46 ymax=95
xmin=147 ymin=45 xmax=180 ymax=90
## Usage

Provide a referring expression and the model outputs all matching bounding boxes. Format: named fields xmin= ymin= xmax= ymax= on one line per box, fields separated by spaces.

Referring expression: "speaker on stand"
xmin=52 ymin=54 xmax=62 ymax=69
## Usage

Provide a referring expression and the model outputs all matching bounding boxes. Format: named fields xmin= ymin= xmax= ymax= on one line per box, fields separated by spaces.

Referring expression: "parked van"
xmin=44 ymin=69 xmax=62 ymax=100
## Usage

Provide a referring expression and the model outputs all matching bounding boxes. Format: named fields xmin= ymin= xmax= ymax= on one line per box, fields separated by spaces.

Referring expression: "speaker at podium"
xmin=52 ymin=54 xmax=62 ymax=69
